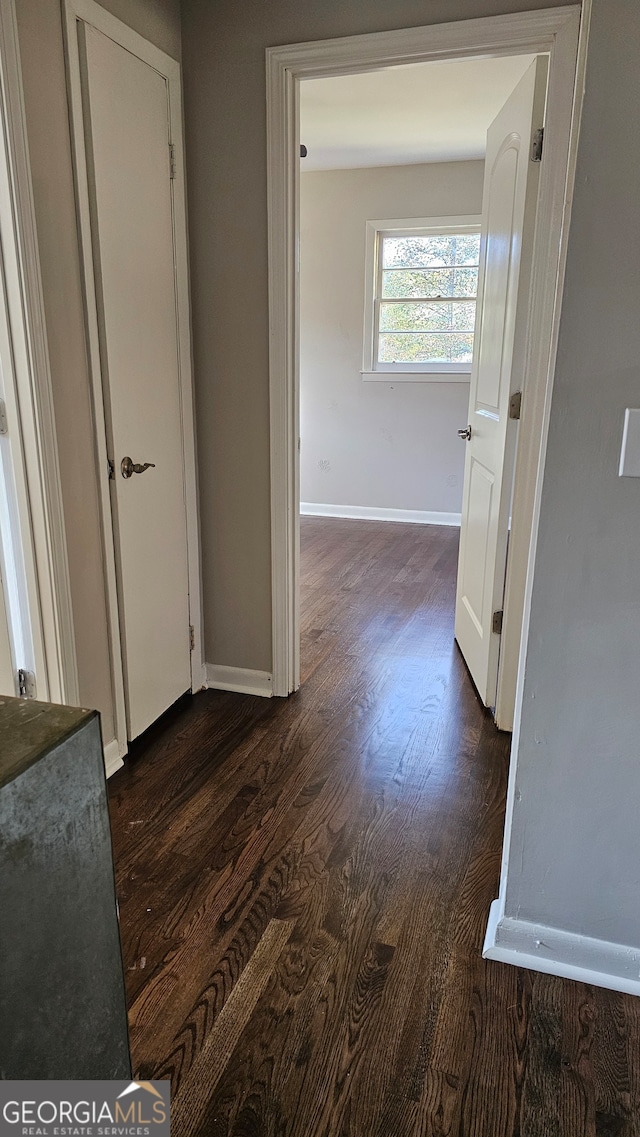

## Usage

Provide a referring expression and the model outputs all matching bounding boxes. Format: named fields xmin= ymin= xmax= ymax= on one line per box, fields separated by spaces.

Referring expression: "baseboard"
xmin=104 ymin=737 xmax=125 ymax=778
xmin=483 ymin=898 xmax=640 ymax=997
xmin=300 ymin=502 xmax=461 ymax=526
xmin=206 ymin=663 xmax=273 ymax=698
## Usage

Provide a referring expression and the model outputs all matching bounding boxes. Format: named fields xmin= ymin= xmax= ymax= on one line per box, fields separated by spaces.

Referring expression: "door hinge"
xmin=531 ymin=127 xmax=544 ymax=163
xmin=169 ymin=142 xmax=177 ymax=180
xmin=492 ymin=610 xmax=504 ymax=635
xmin=509 ymin=391 xmax=522 ymax=420
xmin=0 ymin=398 xmax=7 ymax=435
xmin=18 ymin=668 xmax=36 ymax=698
xmin=189 ymin=624 xmax=195 ymax=651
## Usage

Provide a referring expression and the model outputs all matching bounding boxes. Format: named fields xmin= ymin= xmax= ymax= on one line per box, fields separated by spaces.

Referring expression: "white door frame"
xmin=266 ymin=5 xmax=588 ymax=703
xmin=0 ymin=0 xmax=78 ymax=707
xmin=63 ymin=0 xmax=204 ymax=765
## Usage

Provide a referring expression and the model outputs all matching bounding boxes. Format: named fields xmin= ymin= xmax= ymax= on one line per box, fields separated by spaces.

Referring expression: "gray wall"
xmin=300 ymin=162 xmax=483 ymax=517
xmin=502 ymin=0 xmax=640 ymax=948
xmin=15 ymin=0 xmax=181 ymax=745
xmin=180 ymin=0 xmax=577 ymax=672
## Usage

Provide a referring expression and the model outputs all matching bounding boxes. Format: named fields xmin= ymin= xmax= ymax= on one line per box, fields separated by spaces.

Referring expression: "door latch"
xmin=18 ymin=669 xmax=36 ymax=698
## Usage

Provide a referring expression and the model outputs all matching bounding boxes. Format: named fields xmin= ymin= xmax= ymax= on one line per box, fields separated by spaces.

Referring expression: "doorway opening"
xmin=298 ymin=53 xmax=541 ymax=728
xmin=267 ymin=8 xmax=583 ymax=740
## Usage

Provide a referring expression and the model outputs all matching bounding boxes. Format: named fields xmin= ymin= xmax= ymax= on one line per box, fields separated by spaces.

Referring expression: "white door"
xmin=455 ymin=58 xmax=547 ymax=713
xmin=81 ymin=25 xmax=191 ymax=740
xmin=0 ymin=563 xmax=14 ymax=695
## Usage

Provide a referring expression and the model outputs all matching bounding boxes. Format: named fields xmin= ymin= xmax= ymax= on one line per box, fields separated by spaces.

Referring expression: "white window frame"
xmin=361 ymin=214 xmax=481 ymax=382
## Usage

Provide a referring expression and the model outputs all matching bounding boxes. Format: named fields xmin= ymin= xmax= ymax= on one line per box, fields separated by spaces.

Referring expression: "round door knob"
xmin=457 ymin=426 xmax=472 ymax=441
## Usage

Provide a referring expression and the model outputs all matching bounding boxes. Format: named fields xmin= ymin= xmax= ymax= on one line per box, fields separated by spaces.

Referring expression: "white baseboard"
xmin=206 ymin=663 xmax=273 ymax=698
xmin=104 ymin=737 xmax=125 ymax=778
xmin=483 ymin=899 xmax=640 ymax=997
xmin=300 ymin=502 xmax=461 ymax=526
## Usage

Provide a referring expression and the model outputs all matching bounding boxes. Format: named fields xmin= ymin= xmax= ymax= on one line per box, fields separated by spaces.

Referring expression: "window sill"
xmin=360 ymin=370 xmax=471 ymax=384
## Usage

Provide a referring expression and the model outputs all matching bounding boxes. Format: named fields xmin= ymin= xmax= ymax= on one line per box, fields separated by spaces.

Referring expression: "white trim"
xmin=104 ymin=737 xmax=124 ymax=779
xmin=267 ymin=9 xmax=584 ymax=720
xmin=206 ymin=664 xmax=273 ymax=699
xmin=65 ymin=0 xmax=175 ymax=74
xmin=360 ymin=371 xmax=471 ymax=384
xmin=365 ymin=214 xmax=482 ymax=232
xmin=495 ymin=0 xmax=595 ymax=918
xmin=301 ymin=502 xmax=461 ymax=526
xmin=362 ymin=214 xmax=481 ymax=377
xmin=0 ymin=0 xmax=78 ymax=706
xmin=493 ymin=6 xmax=590 ymax=731
xmin=483 ymin=899 xmax=640 ymax=998
xmin=267 ymin=50 xmax=299 ymax=698
xmin=63 ymin=0 xmax=203 ymax=756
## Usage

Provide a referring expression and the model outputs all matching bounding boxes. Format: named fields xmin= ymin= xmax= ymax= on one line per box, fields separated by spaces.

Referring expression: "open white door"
xmin=455 ymin=57 xmax=548 ymax=714
xmin=80 ymin=24 xmax=191 ymax=740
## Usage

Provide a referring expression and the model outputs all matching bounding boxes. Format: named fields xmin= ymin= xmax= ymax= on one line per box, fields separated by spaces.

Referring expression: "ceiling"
xmin=299 ymin=55 xmax=536 ymax=171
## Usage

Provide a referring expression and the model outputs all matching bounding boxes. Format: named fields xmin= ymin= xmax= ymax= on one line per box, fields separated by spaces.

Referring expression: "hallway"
xmin=108 ymin=518 xmax=640 ymax=1136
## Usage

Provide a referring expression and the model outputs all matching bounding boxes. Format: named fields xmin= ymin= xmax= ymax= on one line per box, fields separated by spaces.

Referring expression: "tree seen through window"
xmin=377 ymin=232 xmax=480 ymax=365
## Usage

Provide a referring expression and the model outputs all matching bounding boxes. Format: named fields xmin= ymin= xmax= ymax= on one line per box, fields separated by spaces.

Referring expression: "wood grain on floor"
xmin=108 ymin=518 xmax=640 ymax=1137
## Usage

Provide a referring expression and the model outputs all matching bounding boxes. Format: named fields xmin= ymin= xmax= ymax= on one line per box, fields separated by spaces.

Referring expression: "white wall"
xmin=300 ymin=162 xmax=484 ymax=519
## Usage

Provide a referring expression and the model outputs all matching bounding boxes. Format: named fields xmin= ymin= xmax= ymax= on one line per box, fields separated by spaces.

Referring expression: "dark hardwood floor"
xmin=108 ymin=517 xmax=640 ymax=1137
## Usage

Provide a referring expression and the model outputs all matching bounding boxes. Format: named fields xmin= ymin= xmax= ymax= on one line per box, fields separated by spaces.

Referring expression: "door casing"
xmin=64 ymin=0 xmax=204 ymax=772
xmin=0 ymin=0 xmax=78 ymax=708
xmin=266 ymin=5 xmax=589 ymax=734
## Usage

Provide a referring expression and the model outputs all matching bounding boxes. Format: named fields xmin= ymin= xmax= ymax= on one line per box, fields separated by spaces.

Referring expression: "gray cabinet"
xmin=0 ymin=697 xmax=131 ymax=1078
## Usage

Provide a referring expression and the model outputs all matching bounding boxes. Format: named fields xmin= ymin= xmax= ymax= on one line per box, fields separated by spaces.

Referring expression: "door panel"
xmin=460 ymin=458 xmax=495 ymax=634
xmin=475 ymin=145 xmax=519 ymax=414
xmin=455 ymin=58 xmax=547 ymax=711
xmin=81 ymin=25 xmax=190 ymax=739
xmin=0 ymin=563 xmax=13 ymax=695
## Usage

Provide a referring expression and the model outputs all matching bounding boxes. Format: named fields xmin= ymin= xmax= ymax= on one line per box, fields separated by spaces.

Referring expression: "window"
xmin=362 ymin=216 xmax=481 ymax=380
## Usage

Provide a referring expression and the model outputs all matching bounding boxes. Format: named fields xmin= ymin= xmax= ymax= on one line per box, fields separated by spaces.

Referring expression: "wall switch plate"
xmin=619 ymin=409 xmax=640 ymax=477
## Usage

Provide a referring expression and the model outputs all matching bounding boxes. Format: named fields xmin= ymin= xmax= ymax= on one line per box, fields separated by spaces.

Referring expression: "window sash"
xmin=373 ymin=228 xmax=479 ymax=372
xmin=381 ymin=266 xmax=480 ymax=301
xmin=362 ymin=217 xmax=481 ymax=379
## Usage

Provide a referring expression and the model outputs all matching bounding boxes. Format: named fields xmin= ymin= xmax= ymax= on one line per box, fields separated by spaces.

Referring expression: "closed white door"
xmin=81 ymin=25 xmax=191 ymax=740
xmin=455 ymin=58 xmax=547 ymax=712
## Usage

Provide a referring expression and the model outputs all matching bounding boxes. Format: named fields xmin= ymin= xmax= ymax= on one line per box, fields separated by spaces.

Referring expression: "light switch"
xmin=619 ymin=409 xmax=640 ymax=477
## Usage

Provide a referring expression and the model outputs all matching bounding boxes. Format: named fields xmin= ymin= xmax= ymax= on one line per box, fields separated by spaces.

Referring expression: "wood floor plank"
xmin=170 ymin=917 xmax=295 ymax=1137
xmin=517 ymin=974 xmax=564 ymax=1137
xmin=560 ymin=982 xmax=597 ymax=1137
xmin=107 ymin=517 xmax=640 ymax=1137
